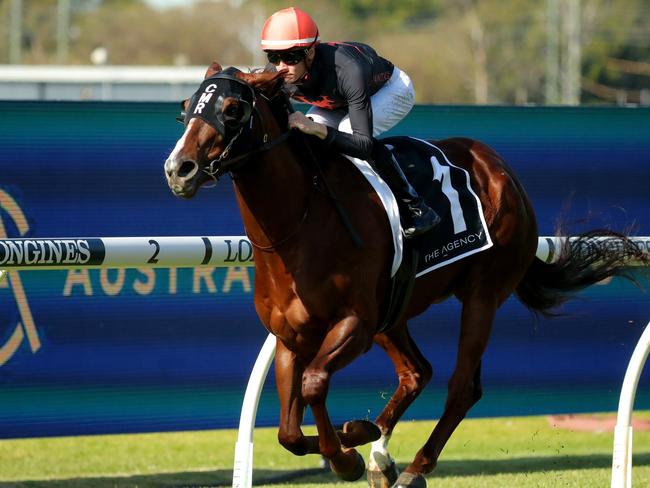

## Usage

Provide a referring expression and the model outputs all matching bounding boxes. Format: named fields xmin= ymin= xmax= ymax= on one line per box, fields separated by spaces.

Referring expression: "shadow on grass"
xmin=433 ymin=452 xmax=650 ymax=478
xmin=280 ymin=453 xmax=650 ymax=485
xmin=2 ymin=454 xmax=649 ymax=487
xmin=0 ymin=467 xmax=328 ymax=488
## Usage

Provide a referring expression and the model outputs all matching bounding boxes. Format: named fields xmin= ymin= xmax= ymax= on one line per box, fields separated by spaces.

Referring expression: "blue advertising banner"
xmin=0 ymin=101 xmax=648 ymax=438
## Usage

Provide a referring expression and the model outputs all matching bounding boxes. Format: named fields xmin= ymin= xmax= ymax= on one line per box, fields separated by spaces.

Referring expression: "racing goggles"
xmin=266 ymin=49 xmax=308 ymax=66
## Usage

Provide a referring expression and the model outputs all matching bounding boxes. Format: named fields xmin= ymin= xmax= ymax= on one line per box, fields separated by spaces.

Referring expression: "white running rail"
xmin=0 ymin=236 xmax=648 ymax=271
xmin=1 ymin=236 xmax=648 ymax=486
xmin=237 ymin=322 xmax=650 ymax=488
xmin=232 ymin=333 xmax=276 ymax=488
xmin=611 ymin=321 xmax=650 ymax=488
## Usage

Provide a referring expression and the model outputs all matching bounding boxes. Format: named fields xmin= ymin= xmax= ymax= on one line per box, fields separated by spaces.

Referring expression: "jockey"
xmin=261 ymin=6 xmax=441 ymax=238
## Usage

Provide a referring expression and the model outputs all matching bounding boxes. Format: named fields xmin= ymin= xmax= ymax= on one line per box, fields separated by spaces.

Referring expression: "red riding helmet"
xmin=260 ymin=7 xmax=319 ymax=51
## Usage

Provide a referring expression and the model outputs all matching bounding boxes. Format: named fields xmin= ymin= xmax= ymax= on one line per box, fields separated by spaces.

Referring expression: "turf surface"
xmin=1 ymin=413 xmax=649 ymax=487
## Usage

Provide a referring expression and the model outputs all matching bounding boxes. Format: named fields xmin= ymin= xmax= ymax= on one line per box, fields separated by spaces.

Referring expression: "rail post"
xmin=232 ymin=333 xmax=276 ymax=488
xmin=611 ymin=321 xmax=650 ymax=488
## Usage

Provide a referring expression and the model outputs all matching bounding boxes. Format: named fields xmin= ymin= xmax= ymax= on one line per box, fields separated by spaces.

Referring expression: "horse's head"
xmin=164 ymin=61 xmax=286 ymax=198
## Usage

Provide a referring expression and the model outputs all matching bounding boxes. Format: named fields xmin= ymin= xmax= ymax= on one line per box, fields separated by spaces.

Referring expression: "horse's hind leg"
xmin=395 ymin=292 xmax=497 ymax=487
xmin=368 ymin=323 xmax=432 ymax=488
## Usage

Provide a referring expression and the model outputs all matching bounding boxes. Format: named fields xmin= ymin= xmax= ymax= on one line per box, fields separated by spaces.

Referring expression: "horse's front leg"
xmin=302 ymin=314 xmax=379 ymax=481
xmin=275 ymin=338 xmax=320 ymax=456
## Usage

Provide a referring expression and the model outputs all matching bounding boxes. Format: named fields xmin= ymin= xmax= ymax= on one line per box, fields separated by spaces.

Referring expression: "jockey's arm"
xmin=288 ymin=64 xmax=374 ymax=160
xmin=322 ymin=98 xmax=373 ymax=160
xmin=288 ymin=107 xmax=373 ymax=161
xmin=322 ymin=65 xmax=373 ymax=160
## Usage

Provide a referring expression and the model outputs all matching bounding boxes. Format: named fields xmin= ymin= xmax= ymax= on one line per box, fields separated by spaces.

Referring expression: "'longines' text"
xmin=0 ymin=239 xmax=91 ymax=266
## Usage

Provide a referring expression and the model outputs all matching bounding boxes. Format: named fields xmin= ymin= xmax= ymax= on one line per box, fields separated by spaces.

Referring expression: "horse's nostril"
xmin=178 ymin=160 xmax=197 ymax=178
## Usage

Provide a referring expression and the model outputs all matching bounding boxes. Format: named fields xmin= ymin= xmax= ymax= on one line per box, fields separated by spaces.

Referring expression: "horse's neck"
xmin=233 ymin=142 xmax=311 ymax=248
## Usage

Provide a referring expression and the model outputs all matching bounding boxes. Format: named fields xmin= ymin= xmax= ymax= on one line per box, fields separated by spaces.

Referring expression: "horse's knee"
xmin=399 ymin=364 xmax=432 ymax=398
xmin=302 ymin=368 xmax=330 ymax=405
xmin=278 ymin=430 xmax=308 ymax=456
xmin=419 ymin=361 xmax=433 ymax=387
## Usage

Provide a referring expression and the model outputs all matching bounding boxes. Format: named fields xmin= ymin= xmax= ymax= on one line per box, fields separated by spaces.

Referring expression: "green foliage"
xmin=335 ymin=0 xmax=443 ymax=28
xmin=0 ymin=0 xmax=647 ymax=104
xmin=580 ymin=0 xmax=650 ymax=103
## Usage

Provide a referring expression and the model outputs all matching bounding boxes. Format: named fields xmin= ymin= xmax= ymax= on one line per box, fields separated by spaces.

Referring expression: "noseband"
xmin=180 ymin=71 xmax=291 ymax=181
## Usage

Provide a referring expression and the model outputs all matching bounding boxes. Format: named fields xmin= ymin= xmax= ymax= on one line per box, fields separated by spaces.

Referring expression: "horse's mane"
xmin=202 ymin=60 xmax=285 ymax=98
xmin=232 ymin=70 xmax=291 ymax=134
xmin=237 ymin=68 xmax=285 ymax=100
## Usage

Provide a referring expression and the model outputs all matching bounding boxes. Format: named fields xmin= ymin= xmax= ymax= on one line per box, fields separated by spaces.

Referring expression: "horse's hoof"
xmin=392 ymin=471 xmax=426 ymax=488
xmin=368 ymin=468 xmax=391 ymax=488
xmin=369 ymin=452 xmax=399 ymax=486
xmin=340 ymin=419 xmax=382 ymax=447
xmin=330 ymin=449 xmax=366 ymax=482
xmin=368 ymin=457 xmax=399 ymax=488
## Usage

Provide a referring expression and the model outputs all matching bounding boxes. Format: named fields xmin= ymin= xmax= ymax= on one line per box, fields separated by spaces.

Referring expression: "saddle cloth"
xmin=345 ymin=136 xmax=493 ymax=277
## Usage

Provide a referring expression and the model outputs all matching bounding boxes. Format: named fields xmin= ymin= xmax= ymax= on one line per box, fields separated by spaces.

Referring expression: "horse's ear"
xmin=237 ymin=70 xmax=286 ymax=98
xmin=204 ymin=61 xmax=223 ymax=79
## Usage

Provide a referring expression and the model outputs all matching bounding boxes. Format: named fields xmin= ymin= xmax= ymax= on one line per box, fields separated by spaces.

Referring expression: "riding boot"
xmin=370 ymin=143 xmax=441 ymax=238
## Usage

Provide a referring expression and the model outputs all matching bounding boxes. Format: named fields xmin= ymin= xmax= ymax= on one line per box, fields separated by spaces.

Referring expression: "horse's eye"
xmin=224 ymin=105 xmax=240 ymax=118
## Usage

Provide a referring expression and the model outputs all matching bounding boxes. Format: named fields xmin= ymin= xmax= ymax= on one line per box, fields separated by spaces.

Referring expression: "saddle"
xmin=305 ymin=135 xmax=492 ymax=333
xmin=374 ymin=137 xmax=493 ymax=332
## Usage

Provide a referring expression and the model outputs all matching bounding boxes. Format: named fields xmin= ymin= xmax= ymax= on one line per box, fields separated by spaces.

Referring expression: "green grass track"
xmin=1 ymin=413 xmax=650 ymax=487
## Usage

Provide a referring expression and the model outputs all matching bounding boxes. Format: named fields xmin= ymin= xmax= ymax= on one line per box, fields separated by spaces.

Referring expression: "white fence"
xmin=1 ymin=235 xmax=648 ymax=271
xmin=1 ymin=235 xmax=648 ymax=488
xmin=611 ymin=321 xmax=650 ymax=488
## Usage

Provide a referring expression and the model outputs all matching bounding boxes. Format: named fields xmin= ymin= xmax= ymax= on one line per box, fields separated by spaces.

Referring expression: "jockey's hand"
xmin=288 ymin=112 xmax=328 ymax=140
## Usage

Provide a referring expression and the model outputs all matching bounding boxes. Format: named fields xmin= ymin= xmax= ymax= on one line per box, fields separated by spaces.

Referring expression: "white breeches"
xmin=305 ymin=66 xmax=415 ymax=137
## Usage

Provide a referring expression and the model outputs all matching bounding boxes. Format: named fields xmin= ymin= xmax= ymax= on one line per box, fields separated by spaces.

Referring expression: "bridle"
xmin=176 ymin=69 xmax=362 ymax=250
xmin=178 ymin=70 xmax=317 ymax=251
xmin=204 ymin=119 xmax=291 ymax=182
xmin=179 ymin=71 xmax=292 ymax=182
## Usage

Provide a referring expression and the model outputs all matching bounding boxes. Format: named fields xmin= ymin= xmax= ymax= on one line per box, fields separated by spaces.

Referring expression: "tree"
xmin=580 ymin=0 xmax=650 ymax=103
xmin=1 ymin=0 xmax=647 ymax=104
xmin=71 ymin=0 xmax=253 ymax=66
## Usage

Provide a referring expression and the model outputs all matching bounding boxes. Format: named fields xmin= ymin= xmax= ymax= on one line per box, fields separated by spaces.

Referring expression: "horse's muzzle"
xmin=164 ymin=157 xmax=200 ymax=198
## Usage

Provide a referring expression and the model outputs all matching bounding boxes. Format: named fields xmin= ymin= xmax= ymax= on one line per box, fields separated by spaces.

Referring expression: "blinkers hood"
xmin=183 ymin=69 xmax=255 ymax=133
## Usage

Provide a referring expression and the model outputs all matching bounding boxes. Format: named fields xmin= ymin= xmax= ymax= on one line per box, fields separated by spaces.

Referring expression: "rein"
xmin=203 ymin=123 xmax=291 ymax=181
xmin=233 ymin=95 xmax=317 ymax=252
xmin=189 ymin=72 xmax=361 ymax=250
xmin=196 ymin=81 xmax=314 ymax=251
xmin=247 ymin=179 xmax=317 ymax=252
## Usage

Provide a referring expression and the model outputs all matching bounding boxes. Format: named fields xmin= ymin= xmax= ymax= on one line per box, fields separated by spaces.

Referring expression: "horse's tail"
xmin=515 ymin=230 xmax=647 ymax=316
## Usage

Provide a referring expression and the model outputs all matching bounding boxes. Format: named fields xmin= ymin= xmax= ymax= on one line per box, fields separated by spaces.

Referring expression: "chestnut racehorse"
xmin=164 ymin=63 xmax=644 ymax=488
